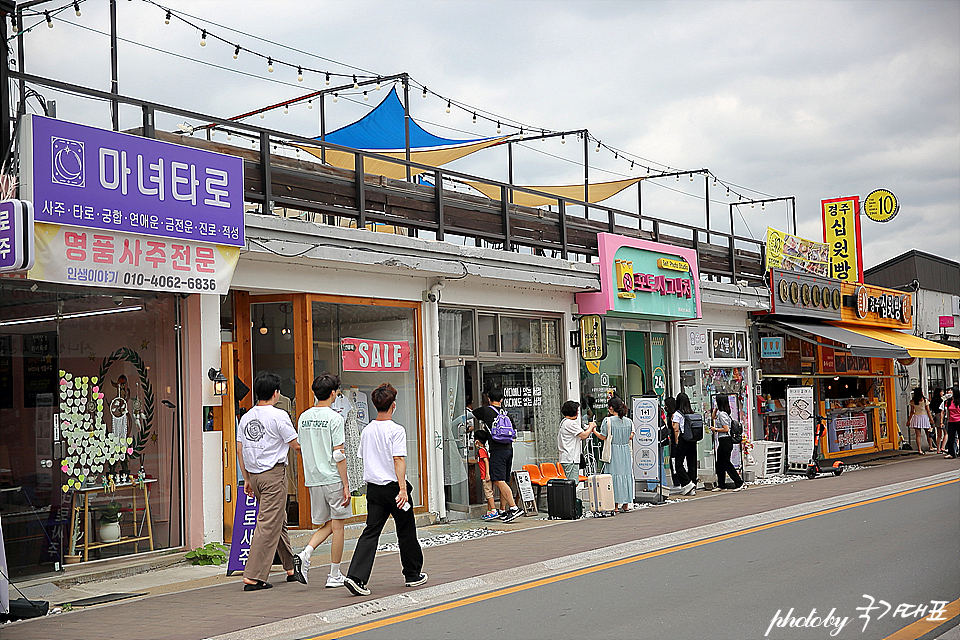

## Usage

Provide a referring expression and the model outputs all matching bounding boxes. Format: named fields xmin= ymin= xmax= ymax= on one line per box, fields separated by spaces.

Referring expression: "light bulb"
xmin=762 ymin=202 xmax=765 ymax=210
xmin=472 ymin=112 xmax=477 ymax=124
xmin=259 ymin=316 xmax=268 ymax=335
xmin=227 ymin=133 xmax=232 ymax=140
xmin=200 ymin=30 xmax=206 ymax=46
xmin=646 ymin=166 xmax=650 ymax=175
xmin=297 ymin=67 xmax=303 ymax=82
xmin=496 ymin=121 xmax=501 ymax=133
xmin=308 ymin=100 xmax=313 ymax=109
xmin=690 ymin=173 xmax=694 ymax=181
xmin=333 ymin=93 xmax=338 ymax=103
xmin=630 ymin=161 xmax=635 ymax=170
xmin=233 ymin=45 xmax=240 ymax=59
xmin=595 ymin=142 xmax=600 ymax=152
xmin=296 ymin=148 xmax=300 ymax=157
xmin=251 ymin=140 xmax=256 ymax=148
xmin=751 ymin=203 xmax=755 ymax=208
xmin=45 ymin=11 xmax=53 ymax=28
xmin=259 ymin=112 xmax=264 ymax=119
xmin=352 ymin=75 xmax=358 ymax=89
xmin=74 ymin=1 xmax=81 ymax=17
xmin=676 ymin=174 xmax=680 ymax=181
xmin=283 ymin=105 xmax=288 ymax=114
xmin=446 ymin=99 xmax=451 ymax=113
xmin=260 ymin=325 xmax=268 ymax=335
xmin=614 ymin=152 xmax=618 ymax=160
xmin=364 ymin=91 xmax=369 ymax=101
xmin=726 ymin=188 xmax=730 ymax=196
xmin=267 ymin=58 xmax=274 ymax=73
xmin=325 ymin=72 xmax=330 ymax=85
xmin=422 ymin=87 xmax=428 ymax=98
xmin=165 ymin=10 xmax=171 ymax=24
xmin=376 ymin=77 xmax=381 ymax=90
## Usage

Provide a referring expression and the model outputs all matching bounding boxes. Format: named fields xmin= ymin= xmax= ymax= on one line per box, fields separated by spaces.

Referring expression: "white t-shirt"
xmin=297 ymin=405 xmax=345 ymax=486
xmin=715 ymin=410 xmax=731 ymax=438
xmin=358 ymin=419 xmax=407 ymax=485
xmin=238 ymin=405 xmax=297 ymax=474
xmin=557 ymin=417 xmax=585 ymax=464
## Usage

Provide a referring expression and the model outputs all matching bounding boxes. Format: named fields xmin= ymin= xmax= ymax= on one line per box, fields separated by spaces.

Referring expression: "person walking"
xmin=343 ymin=383 xmax=426 ymax=597
xmin=557 ymin=400 xmax=595 ymax=483
xmin=664 ymin=396 xmax=680 ymax=488
xmin=944 ymin=386 xmax=960 ymax=459
xmin=471 ymin=388 xmax=523 ymax=523
xmin=709 ymin=395 xmax=744 ymax=492
xmin=671 ymin=392 xmax=699 ymax=496
xmin=594 ymin=396 xmax=634 ymax=512
xmin=237 ymin=372 xmax=301 ymax=591
xmin=930 ymin=388 xmax=945 ymax=454
xmin=291 ymin=373 xmax=352 ymax=588
xmin=907 ymin=388 xmax=934 ymax=454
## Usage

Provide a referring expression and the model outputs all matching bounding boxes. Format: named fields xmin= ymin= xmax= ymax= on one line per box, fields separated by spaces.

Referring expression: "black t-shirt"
xmin=473 ymin=405 xmax=512 ymax=450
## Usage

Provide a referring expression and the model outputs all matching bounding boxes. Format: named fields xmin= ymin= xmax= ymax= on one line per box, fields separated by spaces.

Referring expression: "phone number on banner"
xmin=65 ymin=267 xmax=219 ymax=292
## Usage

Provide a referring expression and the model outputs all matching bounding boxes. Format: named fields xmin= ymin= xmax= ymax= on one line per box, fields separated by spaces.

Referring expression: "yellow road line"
xmin=309 ymin=478 xmax=959 ymax=640
xmin=881 ymin=597 xmax=960 ymax=640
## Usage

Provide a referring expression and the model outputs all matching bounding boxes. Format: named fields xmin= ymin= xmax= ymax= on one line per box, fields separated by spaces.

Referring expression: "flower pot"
xmin=64 ymin=554 xmax=82 ymax=564
xmin=99 ymin=521 xmax=121 ymax=543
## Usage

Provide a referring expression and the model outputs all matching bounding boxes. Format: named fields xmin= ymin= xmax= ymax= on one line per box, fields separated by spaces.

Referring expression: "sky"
xmin=12 ymin=0 xmax=960 ymax=268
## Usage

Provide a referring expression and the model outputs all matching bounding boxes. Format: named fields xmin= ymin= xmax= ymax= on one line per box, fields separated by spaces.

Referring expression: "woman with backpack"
xmin=944 ymin=386 xmax=960 ymax=459
xmin=671 ymin=392 xmax=700 ymax=496
xmin=709 ymin=395 xmax=744 ymax=492
xmin=594 ymin=396 xmax=634 ymax=512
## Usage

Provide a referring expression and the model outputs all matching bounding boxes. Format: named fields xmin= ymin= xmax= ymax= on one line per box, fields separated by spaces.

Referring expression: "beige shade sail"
xmin=297 ymin=137 xmax=511 ymax=181
xmin=464 ymin=177 xmax=642 ymax=207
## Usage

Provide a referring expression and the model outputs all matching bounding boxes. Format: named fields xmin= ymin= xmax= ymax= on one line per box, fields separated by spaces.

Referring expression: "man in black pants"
xmin=471 ymin=388 xmax=523 ymax=523
xmin=343 ymin=384 xmax=426 ymax=597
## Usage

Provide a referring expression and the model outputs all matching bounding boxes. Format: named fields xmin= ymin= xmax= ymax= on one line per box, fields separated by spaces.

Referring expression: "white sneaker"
xmin=292 ymin=551 xmax=310 ymax=584
xmin=325 ymin=572 xmax=345 ymax=588
xmin=681 ymin=482 xmax=695 ymax=495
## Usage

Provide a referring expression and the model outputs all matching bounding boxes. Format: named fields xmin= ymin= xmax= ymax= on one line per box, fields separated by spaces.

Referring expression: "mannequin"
xmin=341 ymin=386 xmax=368 ymax=493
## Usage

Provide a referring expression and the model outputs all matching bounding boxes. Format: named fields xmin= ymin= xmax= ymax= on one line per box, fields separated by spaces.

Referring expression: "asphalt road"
xmin=319 ymin=481 xmax=960 ymax=640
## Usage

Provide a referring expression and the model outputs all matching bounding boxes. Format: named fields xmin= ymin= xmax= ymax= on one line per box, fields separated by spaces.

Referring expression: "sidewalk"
xmin=2 ymin=454 xmax=957 ymax=640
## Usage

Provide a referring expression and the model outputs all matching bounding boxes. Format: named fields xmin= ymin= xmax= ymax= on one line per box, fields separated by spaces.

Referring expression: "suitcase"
xmin=546 ymin=478 xmax=579 ymax=520
xmin=587 ymin=474 xmax=616 ymax=515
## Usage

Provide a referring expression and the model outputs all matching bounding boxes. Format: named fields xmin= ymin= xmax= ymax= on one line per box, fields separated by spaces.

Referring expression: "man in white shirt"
xmin=237 ymin=372 xmax=301 ymax=591
xmin=343 ymin=384 xmax=426 ymax=596
xmin=291 ymin=373 xmax=352 ymax=588
xmin=557 ymin=400 xmax=595 ymax=481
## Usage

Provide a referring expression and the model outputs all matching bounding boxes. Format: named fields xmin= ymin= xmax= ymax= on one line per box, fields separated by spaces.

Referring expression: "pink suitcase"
xmin=587 ymin=474 xmax=616 ymax=515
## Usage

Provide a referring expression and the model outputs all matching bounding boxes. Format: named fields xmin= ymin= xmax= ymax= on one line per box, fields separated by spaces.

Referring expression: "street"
xmin=309 ymin=480 xmax=959 ymax=640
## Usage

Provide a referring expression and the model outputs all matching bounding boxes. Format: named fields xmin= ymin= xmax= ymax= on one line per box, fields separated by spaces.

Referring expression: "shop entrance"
xmin=440 ymin=359 xmax=474 ymax=513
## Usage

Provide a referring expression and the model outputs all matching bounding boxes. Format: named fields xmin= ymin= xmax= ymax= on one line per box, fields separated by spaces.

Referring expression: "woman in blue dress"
xmin=595 ymin=396 xmax=634 ymax=512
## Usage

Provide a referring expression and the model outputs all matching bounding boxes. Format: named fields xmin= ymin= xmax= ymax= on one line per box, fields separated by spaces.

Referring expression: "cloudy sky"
xmin=14 ymin=0 xmax=960 ymax=267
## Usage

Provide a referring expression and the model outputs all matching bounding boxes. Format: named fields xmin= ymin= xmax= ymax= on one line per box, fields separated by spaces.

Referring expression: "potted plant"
xmin=97 ymin=500 xmax=123 ymax=543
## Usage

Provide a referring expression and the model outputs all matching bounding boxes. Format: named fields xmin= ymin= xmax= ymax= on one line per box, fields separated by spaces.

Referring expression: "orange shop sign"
xmin=840 ymin=282 xmax=912 ymax=328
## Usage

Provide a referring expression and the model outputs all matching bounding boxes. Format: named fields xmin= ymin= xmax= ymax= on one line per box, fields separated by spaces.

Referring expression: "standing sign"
xmin=513 ymin=470 xmax=537 ymax=516
xmin=20 ymin=114 xmax=245 ymax=247
xmin=0 ymin=200 xmax=35 ymax=272
xmin=226 ymin=493 xmax=259 ymax=575
xmin=631 ymin=396 xmax=662 ymax=499
xmin=821 ymin=196 xmax=863 ymax=282
xmin=786 ymin=386 xmax=815 ymax=467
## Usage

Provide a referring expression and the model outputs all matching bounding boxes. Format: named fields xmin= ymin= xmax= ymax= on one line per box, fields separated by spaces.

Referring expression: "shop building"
xmin=753 ymin=268 xmax=959 ymax=467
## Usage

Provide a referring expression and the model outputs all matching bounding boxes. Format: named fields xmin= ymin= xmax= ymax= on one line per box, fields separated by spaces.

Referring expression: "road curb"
xmin=205 ymin=469 xmax=959 ymax=640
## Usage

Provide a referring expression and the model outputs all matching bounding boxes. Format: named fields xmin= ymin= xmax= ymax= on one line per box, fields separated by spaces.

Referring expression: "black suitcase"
xmin=546 ymin=478 xmax=578 ymax=519
xmin=1 ymin=598 xmax=49 ymax=621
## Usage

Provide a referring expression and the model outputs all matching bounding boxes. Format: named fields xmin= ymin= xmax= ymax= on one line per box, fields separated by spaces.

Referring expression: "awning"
xmin=463 ymin=177 xmax=642 ymax=207
xmin=766 ymin=320 xmax=910 ymax=359
xmin=828 ymin=323 xmax=960 ymax=359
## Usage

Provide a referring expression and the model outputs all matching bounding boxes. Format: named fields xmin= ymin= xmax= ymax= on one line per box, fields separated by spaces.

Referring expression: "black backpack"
xmin=682 ymin=413 xmax=704 ymax=442
xmin=729 ymin=419 xmax=744 ymax=444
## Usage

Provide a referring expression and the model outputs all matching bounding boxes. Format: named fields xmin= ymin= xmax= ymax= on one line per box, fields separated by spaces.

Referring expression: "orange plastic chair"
xmin=522 ymin=464 xmax=546 ymax=501
xmin=556 ymin=464 xmax=587 ymax=483
xmin=540 ymin=462 xmax=562 ymax=482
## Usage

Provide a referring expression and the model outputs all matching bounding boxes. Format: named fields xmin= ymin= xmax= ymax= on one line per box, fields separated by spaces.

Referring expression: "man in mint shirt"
xmin=291 ymin=373 xmax=352 ymax=588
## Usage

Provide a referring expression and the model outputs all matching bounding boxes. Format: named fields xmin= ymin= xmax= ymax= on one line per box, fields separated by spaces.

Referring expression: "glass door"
xmin=440 ymin=359 xmax=470 ymax=512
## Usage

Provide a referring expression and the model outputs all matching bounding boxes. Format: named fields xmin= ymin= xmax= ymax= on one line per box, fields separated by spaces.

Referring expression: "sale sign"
xmin=341 ymin=338 xmax=410 ymax=372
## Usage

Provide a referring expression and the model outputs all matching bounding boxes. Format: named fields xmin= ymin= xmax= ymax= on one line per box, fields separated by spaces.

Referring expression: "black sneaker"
xmin=343 ymin=576 xmax=370 ymax=596
xmin=502 ymin=506 xmax=523 ymax=523
xmin=404 ymin=573 xmax=428 ymax=587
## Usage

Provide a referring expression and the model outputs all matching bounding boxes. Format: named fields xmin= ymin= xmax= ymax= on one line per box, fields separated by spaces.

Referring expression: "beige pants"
xmin=243 ymin=464 xmax=294 ymax=582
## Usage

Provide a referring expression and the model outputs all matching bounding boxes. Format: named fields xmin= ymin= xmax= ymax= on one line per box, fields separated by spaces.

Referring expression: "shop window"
xmin=927 ymin=364 xmax=946 ymax=393
xmin=311 ymin=300 xmax=421 ymax=504
xmin=439 ymin=309 xmax=474 ymax=357
xmin=478 ymin=314 xmax=497 ymax=353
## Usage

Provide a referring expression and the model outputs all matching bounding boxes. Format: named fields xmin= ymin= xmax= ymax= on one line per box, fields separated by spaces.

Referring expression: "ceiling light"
xmin=259 ymin=314 xmax=268 ymax=335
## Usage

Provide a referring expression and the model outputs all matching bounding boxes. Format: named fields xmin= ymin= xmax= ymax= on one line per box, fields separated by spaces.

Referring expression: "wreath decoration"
xmin=98 ymin=347 xmax=155 ymax=459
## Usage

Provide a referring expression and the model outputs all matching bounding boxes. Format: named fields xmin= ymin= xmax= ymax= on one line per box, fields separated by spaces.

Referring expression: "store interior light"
xmin=207 ymin=368 xmax=228 ymax=397
xmin=0 ymin=305 xmax=143 ymax=327
xmin=259 ymin=314 xmax=268 ymax=335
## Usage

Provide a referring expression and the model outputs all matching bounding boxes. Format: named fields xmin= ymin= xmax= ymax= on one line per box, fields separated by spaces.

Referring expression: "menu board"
xmin=786 ymin=386 xmax=814 ymax=466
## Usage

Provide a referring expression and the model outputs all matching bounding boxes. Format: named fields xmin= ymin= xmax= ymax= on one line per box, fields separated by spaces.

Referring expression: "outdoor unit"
xmin=745 ymin=441 xmax=784 ymax=478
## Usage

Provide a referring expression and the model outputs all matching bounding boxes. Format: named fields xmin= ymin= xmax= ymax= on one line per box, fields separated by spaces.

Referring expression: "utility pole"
xmin=1 ymin=1 xmax=15 ymax=163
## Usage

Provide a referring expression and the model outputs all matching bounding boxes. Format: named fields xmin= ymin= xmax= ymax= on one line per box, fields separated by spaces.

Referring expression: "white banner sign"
xmin=786 ymin=386 xmax=815 ymax=465
xmin=632 ymin=396 xmax=660 ymax=481
xmin=28 ymin=223 xmax=239 ymax=294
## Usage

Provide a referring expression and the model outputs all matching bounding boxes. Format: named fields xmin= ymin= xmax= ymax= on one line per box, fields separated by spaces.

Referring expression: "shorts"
xmin=482 ymin=478 xmax=494 ymax=501
xmin=489 ymin=447 xmax=513 ymax=483
xmin=308 ymin=482 xmax=353 ymax=525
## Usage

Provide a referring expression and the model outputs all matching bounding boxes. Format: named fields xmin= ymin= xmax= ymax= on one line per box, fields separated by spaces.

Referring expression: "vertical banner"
xmin=631 ymin=396 xmax=661 ymax=483
xmin=786 ymin=386 xmax=815 ymax=467
xmin=821 ymin=196 xmax=863 ymax=282
xmin=226 ymin=493 xmax=259 ymax=575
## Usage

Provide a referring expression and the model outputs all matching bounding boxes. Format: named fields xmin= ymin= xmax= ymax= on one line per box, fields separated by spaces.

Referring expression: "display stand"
xmin=512 ymin=470 xmax=538 ymax=516
xmin=70 ymin=480 xmax=156 ymax=562
xmin=631 ymin=396 xmax=664 ymax=505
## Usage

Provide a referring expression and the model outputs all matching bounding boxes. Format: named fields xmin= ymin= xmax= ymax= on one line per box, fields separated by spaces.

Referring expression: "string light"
xmin=45 ymin=11 xmax=53 ymax=28
xmin=472 ymin=112 xmax=477 ymax=124
xmin=200 ymin=29 xmax=206 ymax=46
xmin=267 ymin=57 xmax=274 ymax=72
xmin=165 ymin=9 xmax=171 ymax=24
xmin=364 ymin=91 xmax=369 ymax=101
xmin=690 ymin=173 xmax=694 ymax=181
xmin=376 ymin=76 xmax=381 ymax=90
xmin=422 ymin=86 xmax=427 ymax=98
xmin=308 ymin=99 xmax=313 ymax=109
xmin=446 ymin=99 xmax=451 ymax=113
xmin=496 ymin=121 xmax=501 ymax=133
xmin=233 ymin=45 xmax=240 ymax=59
xmin=283 ymin=105 xmax=288 ymax=113
xmin=596 ymin=141 xmax=601 ymax=152
xmin=333 ymin=93 xmax=338 ymax=103
xmin=352 ymin=75 xmax=359 ymax=88
xmin=325 ymin=72 xmax=330 ymax=86
xmin=74 ymin=1 xmax=81 ymax=17
xmin=561 ymin=134 xmax=565 ymax=144
xmin=259 ymin=112 xmax=264 ymax=119
xmin=297 ymin=66 xmax=303 ymax=81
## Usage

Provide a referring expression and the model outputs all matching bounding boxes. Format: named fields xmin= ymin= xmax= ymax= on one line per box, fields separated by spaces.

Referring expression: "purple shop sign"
xmin=226 ymin=492 xmax=259 ymax=575
xmin=20 ymin=115 xmax=245 ymax=247
xmin=0 ymin=199 xmax=35 ymax=272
